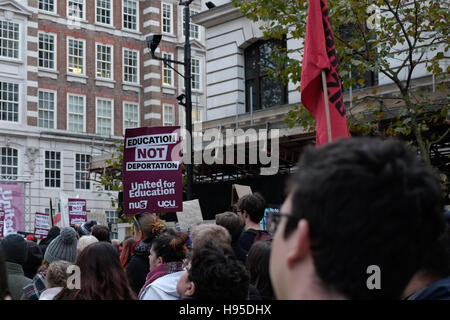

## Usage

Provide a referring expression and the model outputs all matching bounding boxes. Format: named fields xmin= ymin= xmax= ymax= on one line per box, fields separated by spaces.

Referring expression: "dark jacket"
xmin=231 ymin=240 xmax=247 ymax=264
xmin=126 ymin=238 xmax=153 ymax=295
xmin=5 ymin=262 xmax=32 ymax=300
xmin=407 ymin=276 xmax=450 ymax=300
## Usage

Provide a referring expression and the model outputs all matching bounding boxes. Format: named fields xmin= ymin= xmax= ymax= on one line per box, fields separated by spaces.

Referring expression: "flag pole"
xmin=321 ymin=70 xmax=333 ymax=143
xmin=49 ymin=198 xmax=54 ymax=227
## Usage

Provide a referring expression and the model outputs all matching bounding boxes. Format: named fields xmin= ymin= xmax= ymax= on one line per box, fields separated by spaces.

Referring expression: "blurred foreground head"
xmin=270 ymin=137 xmax=446 ymax=300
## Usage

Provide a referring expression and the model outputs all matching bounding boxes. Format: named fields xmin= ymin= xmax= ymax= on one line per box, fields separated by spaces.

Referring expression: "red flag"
xmin=300 ymin=0 xmax=350 ymax=146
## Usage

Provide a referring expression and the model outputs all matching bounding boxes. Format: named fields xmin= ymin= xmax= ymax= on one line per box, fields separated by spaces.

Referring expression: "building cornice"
xmin=192 ymin=2 xmax=243 ymax=28
xmin=0 ymin=0 xmax=32 ymax=17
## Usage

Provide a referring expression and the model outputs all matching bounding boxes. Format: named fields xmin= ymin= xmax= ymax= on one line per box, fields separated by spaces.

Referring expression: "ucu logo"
xmin=158 ymin=200 xmax=176 ymax=208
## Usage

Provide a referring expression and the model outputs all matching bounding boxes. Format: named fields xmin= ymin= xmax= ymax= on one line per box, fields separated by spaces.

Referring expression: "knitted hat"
xmin=1 ymin=234 xmax=28 ymax=265
xmin=44 ymin=227 xmax=78 ymax=263
xmin=77 ymin=235 xmax=99 ymax=255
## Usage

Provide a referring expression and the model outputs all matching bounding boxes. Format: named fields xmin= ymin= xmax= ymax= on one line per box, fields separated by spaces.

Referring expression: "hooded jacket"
xmin=5 ymin=262 xmax=32 ymax=300
xmin=140 ymin=271 xmax=183 ymax=300
xmin=126 ymin=238 xmax=153 ymax=295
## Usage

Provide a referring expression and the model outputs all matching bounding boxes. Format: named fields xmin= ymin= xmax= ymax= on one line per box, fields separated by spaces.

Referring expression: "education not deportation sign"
xmin=123 ymin=127 xmax=183 ymax=215
xmin=68 ymin=198 xmax=87 ymax=225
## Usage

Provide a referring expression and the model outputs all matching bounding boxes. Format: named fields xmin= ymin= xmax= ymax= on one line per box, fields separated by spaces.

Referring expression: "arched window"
xmin=245 ymin=39 xmax=287 ymax=113
xmin=0 ymin=147 xmax=18 ymax=180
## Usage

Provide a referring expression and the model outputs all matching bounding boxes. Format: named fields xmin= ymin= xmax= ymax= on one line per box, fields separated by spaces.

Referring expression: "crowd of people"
xmin=0 ymin=137 xmax=449 ymax=300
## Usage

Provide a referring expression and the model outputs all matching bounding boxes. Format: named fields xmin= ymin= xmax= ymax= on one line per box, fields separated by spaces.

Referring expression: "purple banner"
xmin=68 ymin=199 xmax=87 ymax=225
xmin=34 ymin=212 xmax=51 ymax=240
xmin=123 ymin=127 xmax=183 ymax=215
xmin=0 ymin=182 xmax=24 ymax=237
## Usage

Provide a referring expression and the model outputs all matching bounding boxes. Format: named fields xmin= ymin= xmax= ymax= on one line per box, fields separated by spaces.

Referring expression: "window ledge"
xmin=122 ymin=28 xmax=141 ymax=35
xmin=94 ymin=23 xmax=115 ymax=30
xmin=67 ymin=73 xmax=88 ymax=84
xmin=0 ymin=57 xmax=23 ymax=65
xmin=122 ymin=83 xmax=142 ymax=92
xmin=38 ymin=69 xmax=59 ymax=79
xmin=96 ymin=78 xmax=116 ymax=88
xmin=38 ymin=12 xmax=60 ymax=18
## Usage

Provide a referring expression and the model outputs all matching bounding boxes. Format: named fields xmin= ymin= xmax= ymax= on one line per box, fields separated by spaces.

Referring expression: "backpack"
xmin=247 ymin=229 xmax=273 ymax=243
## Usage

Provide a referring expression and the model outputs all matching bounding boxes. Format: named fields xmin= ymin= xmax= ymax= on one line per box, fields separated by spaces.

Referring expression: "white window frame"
xmin=162 ymin=52 xmax=174 ymax=87
xmin=0 ymin=20 xmax=20 ymax=61
xmin=43 ymin=150 xmax=62 ymax=189
xmin=163 ymin=104 xmax=174 ymax=126
xmin=95 ymin=0 xmax=114 ymax=27
xmin=122 ymin=0 xmax=139 ymax=32
xmin=161 ymin=2 xmax=173 ymax=35
xmin=123 ymin=101 xmax=139 ymax=134
xmin=38 ymin=89 xmax=57 ymax=129
xmin=191 ymin=57 xmax=201 ymax=91
xmin=0 ymin=147 xmax=19 ymax=180
xmin=0 ymin=81 xmax=20 ymax=123
xmin=95 ymin=97 xmax=114 ymax=136
xmin=74 ymin=153 xmax=91 ymax=190
xmin=122 ymin=48 xmax=140 ymax=84
xmin=67 ymin=0 xmax=86 ymax=21
xmin=38 ymin=0 xmax=57 ymax=14
xmin=67 ymin=93 xmax=86 ymax=133
xmin=95 ymin=43 xmax=114 ymax=80
xmin=38 ymin=31 xmax=57 ymax=71
xmin=67 ymin=37 xmax=86 ymax=76
xmin=182 ymin=9 xmax=201 ymax=40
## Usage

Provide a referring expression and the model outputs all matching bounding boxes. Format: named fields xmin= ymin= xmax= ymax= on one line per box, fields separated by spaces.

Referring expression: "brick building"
xmin=0 ymin=0 xmax=206 ymax=236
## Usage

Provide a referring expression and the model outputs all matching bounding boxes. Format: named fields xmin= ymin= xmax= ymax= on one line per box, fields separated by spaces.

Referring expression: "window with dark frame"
xmin=244 ymin=39 xmax=287 ymax=113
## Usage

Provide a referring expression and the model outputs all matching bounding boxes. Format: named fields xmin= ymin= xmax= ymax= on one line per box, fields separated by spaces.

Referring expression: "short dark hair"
xmin=91 ymin=225 xmax=111 ymax=243
xmin=152 ymin=229 xmax=189 ymax=263
xmin=237 ymin=193 xmax=266 ymax=224
xmin=285 ymin=137 xmax=445 ymax=299
xmin=215 ymin=212 xmax=243 ymax=242
xmin=189 ymin=241 xmax=249 ymax=300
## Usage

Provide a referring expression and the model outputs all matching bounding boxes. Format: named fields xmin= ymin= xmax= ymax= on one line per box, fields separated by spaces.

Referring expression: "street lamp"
xmin=146 ymin=0 xmax=194 ymax=201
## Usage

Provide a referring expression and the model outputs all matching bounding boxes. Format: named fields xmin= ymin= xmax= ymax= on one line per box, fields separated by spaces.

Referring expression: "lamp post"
xmin=146 ymin=0 xmax=194 ymax=201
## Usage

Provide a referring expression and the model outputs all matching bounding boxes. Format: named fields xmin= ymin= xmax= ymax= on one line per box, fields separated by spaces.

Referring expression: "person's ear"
xmin=286 ymin=219 xmax=311 ymax=268
xmin=157 ymin=256 xmax=164 ymax=266
xmin=185 ymin=281 xmax=196 ymax=297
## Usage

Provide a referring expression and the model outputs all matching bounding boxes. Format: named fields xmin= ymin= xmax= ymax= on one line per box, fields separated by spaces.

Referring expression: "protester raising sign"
xmin=34 ymin=212 xmax=51 ymax=240
xmin=123 ymin=127 xmax=183 ymax=215
xmin=68 ymin=198 xmax=87 ymax=225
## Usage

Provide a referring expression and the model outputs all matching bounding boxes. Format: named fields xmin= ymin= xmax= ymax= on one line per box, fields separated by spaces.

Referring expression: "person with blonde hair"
xmin=39 ymin=260 xmax=73 ymax=300
xmin=126 ymin=213 xmax=166 ymax=295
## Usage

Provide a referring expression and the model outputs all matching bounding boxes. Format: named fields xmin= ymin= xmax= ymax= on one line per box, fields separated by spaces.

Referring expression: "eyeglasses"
xmin=267 ymin=212 xmax=297 ymax=234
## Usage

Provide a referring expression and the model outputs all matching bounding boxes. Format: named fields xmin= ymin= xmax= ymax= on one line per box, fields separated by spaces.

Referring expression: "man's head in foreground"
xmin=270 ymin=137 xmax=446 ymax=299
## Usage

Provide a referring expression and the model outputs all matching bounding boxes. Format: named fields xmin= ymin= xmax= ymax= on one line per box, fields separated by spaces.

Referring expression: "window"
xmin=162 ymin=52 xmax=173 ymax=86
xmin=96 ymin=98 xmax=113 ymax=136
xmin=123 ymin=49 xmax=139 ymax=84
xmin=163 ymin=105 xmax=174 ymax=126
xmin=245 ymin=40 xmax=287 ymax=112
xmin=182 ymin=9 xmax=200 ymax=40
xmin=192 ymin=109 xmax=201 ymax=123
xmin=44 ymin=208 xmax=56 ymax=216
xmin=123 ymin=0 xmax=138 ymax=31
xmin=123 ymin=102 xmax=139 ymax=130
xmin=38 ymin=32 xmax=56 ymax=70
xmin=96 ymin=0 xmax=112 ymax=25
xmin=191 ymin=58 xmax=200 ymax=90
xmin=162 ymin=3 xmax=173 ymax=34
xmin=68 ymin=0 xmax=85 ymax=20
xmin=75 ymin=153 xmax=90 ymax=190
xmin=96 ymin=44 xmax=113 ymax=79
xmin=0 ymin=20 xmax=19 ymax=59
xmin=38 ymin=90 xmax=56 ymax=129
xmin=44 ymin=151 xmax=61 ymax=188
xmin=0 ymin=82 xmax=19 ymax=122
xmin=67 ymin=38 xmax=85 ymax=75
xmin=105 ymin=210 xmax=118 ymax=240
xmin=0 ymin=147 xmax=18 ymax=180
xmin=39 ymin=0 xmax=56 ymax=13
xmin=67 ymin=94 xmax=85 ymax=132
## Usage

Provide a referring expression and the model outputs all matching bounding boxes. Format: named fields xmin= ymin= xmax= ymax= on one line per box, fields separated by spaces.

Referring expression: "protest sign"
xmin=123 ymin=127 xmax=183 ymax=215
xmin=68 ymin=198 xmax=87 ymax=225
xmin=0 ymin=182 xmax=24 ymax=237
xmin=176 ymin=199 xmax=203 ymax=231
xmin=231 ymin=184 xmax=252 ymax=207
xmin=34 ymin=212 xmax=51 ymax=240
